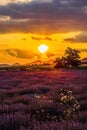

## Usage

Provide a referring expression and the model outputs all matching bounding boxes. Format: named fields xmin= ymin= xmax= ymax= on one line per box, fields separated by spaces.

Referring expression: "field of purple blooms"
xmin=0 ymin=69 xmax=87 ymax=130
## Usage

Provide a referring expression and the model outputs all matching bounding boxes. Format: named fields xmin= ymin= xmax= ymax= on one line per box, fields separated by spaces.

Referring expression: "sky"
xmin=0 ymin=0 xmax=87 ymax=64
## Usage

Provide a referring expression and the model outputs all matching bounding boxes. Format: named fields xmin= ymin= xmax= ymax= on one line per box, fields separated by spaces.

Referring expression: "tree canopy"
xmin=54 ymin=47 xmax=81 ymax=69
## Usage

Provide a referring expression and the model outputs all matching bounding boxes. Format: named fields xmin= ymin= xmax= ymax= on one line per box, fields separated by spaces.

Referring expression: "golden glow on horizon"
xmin=0 ymin=32 xmax=87 ymax=64
xmin=38 ymin=44 xmax=48 ymax=53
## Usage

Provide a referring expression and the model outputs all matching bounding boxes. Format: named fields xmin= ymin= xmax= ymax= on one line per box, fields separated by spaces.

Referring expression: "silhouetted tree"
xmin=54 ymin=47 xmax=81 ymax=68
xmin=64 ymin=47 xmax=81 ymax=68
xmin=54 ymin=58 xmax=64 ymax=68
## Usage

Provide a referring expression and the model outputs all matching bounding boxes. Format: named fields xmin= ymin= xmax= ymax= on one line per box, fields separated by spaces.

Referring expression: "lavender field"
xmin=0 ymin=70 xmax=87 ymax=130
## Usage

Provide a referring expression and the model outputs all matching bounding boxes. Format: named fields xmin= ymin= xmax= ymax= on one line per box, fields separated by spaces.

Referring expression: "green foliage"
xmin=54 ymin=47 xmax=81 ymax=68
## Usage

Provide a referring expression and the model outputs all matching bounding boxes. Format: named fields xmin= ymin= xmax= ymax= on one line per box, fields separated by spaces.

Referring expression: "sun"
xmin=38 ymin=44 xmax=48 ymax=53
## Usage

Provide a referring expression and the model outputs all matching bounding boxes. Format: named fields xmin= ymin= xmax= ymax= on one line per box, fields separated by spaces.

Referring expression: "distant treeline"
xmin=0 ymin=63 xmax=87 ymax=71
xmin=0 ymin=64 xmax=53 ymax=71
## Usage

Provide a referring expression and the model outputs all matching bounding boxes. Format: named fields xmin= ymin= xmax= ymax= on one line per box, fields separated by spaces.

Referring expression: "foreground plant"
xmin=60 ymin=88 xmax=80 ymax=121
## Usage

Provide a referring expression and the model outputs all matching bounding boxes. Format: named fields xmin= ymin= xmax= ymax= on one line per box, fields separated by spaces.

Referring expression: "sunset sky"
xmin=0 ymin=0 xmax=87 ymax=64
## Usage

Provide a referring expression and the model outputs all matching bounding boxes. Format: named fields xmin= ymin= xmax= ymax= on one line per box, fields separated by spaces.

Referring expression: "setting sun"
xmin=38 ymin=44 xmax=48 ymax=53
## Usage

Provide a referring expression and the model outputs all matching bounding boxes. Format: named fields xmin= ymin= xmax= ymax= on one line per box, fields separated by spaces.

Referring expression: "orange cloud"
xmin=64 ymin=32 xmax=87 ymax=43
xmin=4 ymin=49 xmax=41 ymax=59
xmin=31 ymin=36 xmax=53 ymax=41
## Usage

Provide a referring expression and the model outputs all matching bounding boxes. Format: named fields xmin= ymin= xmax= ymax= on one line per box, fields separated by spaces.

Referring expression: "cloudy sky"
xmin=0 ymin=0 xmax=87 ymax=64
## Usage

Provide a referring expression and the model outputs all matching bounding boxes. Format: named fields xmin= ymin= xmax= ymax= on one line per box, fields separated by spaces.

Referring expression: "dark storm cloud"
xmin=0 ymin=0 xmax=87 ymax=34
xmin=4 ymin=49 xmax=40 ymax=59
xmin=64 ymin=32 xmax=87 ymax=43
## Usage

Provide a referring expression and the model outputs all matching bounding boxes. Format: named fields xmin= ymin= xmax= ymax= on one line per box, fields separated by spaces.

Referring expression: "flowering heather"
xmin=0 ymin=70 xmax=87 ymax=130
